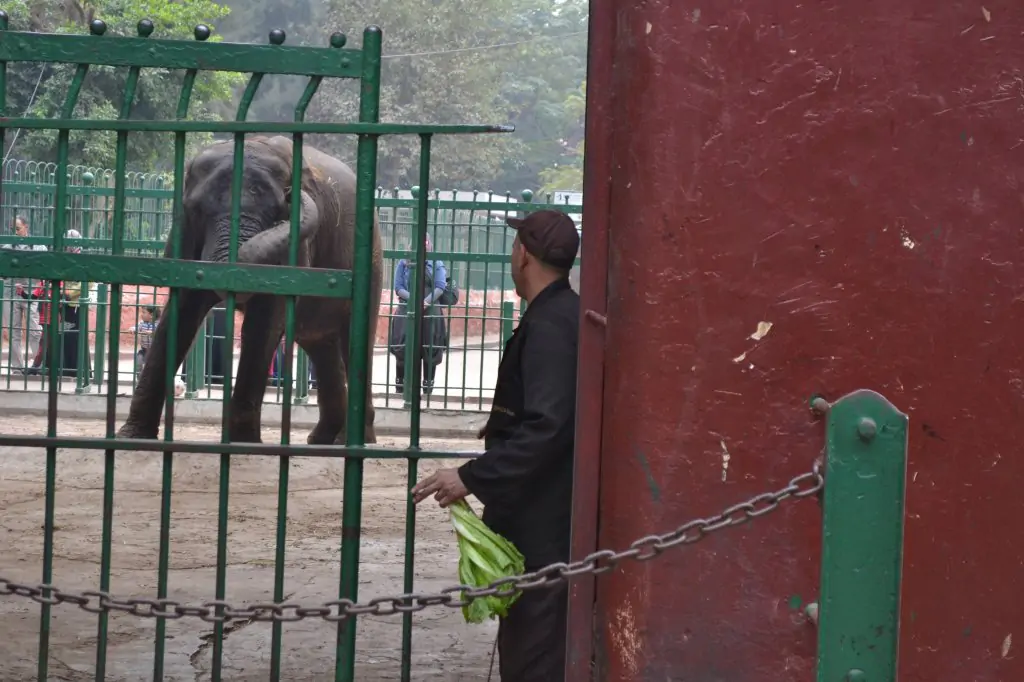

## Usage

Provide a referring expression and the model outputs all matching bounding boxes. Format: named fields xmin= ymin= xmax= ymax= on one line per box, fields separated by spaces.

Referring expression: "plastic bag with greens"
xmin=449 ymin=499 xmax=526 ymax=623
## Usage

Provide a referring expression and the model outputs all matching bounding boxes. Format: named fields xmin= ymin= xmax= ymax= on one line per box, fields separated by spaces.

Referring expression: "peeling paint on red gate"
xmin=570 ymin=0 xmax=1024 ymax=680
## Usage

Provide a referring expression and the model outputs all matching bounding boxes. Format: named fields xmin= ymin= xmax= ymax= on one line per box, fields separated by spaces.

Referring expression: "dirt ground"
xmin=0 ymin=417 xmax=499 ymax=681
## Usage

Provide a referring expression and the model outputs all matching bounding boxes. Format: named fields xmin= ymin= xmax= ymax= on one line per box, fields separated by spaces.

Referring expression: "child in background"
xmin=128 ymin=304 xmax=185 ymax=397
xmin=130 ymin=305 xmax=159 ymax=372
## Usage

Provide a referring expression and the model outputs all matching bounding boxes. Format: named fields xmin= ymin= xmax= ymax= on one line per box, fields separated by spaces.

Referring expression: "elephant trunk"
xmin=237 ymin=190 xmax=319 ymax=265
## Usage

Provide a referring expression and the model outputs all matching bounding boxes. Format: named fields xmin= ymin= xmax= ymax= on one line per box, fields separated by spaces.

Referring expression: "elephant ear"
xmin=279 ymin=161 xmax=324 ymax=218
xmin=163 ymin=155 xmax=200 ymax=261
xmin=298 ymin=160 xmax=340 ymax=222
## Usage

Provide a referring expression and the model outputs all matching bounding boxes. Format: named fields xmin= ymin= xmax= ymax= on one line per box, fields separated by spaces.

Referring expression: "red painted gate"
xmin=570 ymin=0 xmax=1024 ymax=680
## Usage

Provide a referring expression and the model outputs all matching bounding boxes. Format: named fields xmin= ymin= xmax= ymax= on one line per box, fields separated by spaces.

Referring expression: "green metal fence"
xmin=0 ymin=15 xmax=910 ymax=682
xmin=0 ymin=16 xmax=514 ymax=681
xmin=0 ymin=162 xmax=583 ymax=412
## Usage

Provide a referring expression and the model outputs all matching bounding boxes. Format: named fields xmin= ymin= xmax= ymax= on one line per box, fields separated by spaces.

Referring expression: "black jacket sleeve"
xmin=457 ymin=318 xmax=577 ymax=507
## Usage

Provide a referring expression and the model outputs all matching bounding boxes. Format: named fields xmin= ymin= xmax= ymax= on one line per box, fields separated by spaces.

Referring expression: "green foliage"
xmin=493 ymin=4 xmax=588 ymax=192
xmin=449 ymin=499 xmax=525 ymax=623
xmin=4 ymin=0 xmax=243 ymax=169
xmin=297 ymin=0 xmax=588 ymax=190
xmin=3 ymin=0 xmax=590 ymax=192
xmin=538 ymin=79 xmax=585 ymax=193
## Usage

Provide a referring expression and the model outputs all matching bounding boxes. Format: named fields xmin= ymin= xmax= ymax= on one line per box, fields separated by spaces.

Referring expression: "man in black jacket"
xmin=411 ymin=209 xmax=581 ymax=682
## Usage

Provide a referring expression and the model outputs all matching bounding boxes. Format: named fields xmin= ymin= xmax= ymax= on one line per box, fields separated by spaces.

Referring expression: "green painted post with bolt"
xmin=815 ymin=389 xmax=909 ymax=682
xmin=501 ymin=300 xmax=515 ymax=345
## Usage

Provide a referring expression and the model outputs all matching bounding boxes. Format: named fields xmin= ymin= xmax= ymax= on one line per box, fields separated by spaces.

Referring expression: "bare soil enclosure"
xmin=0 ymin=417 xmax=497 ymax=681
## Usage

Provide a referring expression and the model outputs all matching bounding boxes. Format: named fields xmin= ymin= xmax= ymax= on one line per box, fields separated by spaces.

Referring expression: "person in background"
xmin=58 ymin=229 xmax=90 ymax=379
xmin=130 ymin=304 xmax=159 ymax=372
xmin=3 ymin=215 xmax=47 ymax=374
xmin=388 ymin=234 xmax=449 ymax=396
xmin=127 ymin=299 xmax=185 ymax=396
xmin=23 ymin=279 xmax=57 ymax=376
xmin=410 ymin=209 xmax=581 ymax=681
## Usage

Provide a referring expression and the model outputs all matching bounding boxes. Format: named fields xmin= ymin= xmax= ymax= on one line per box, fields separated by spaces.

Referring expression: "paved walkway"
xmin=0 ymin=340 xmax=503 ymax=414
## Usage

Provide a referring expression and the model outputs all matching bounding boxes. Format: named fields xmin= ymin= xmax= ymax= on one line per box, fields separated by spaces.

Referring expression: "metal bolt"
xmin=857 ymin=417 xmax=877 ymax=441
xmin=327 ymin=277 xmax=337 ymax=287
xmin=845 ymin=670 xmax=866 ymax=682
xmin=195 ymin=270 xmax=204 ymax=280
xmin=804 ymin=601 xmax=819 ymax=625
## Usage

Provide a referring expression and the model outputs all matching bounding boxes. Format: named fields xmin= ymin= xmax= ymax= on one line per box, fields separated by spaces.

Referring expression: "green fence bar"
xmin=400 ymin=186 xmax=421 ymax=409
xmin=1 ymin=178 xmax=580 ymax=412
xmin=73 ymin=281 xmax=89 ymax=393
xmin=153 ymin=51 xmax=195 ymax=679
xmin=92 ymin=283 xmax=107 ymax=391
xmin=185 ymin=320 xmax=206 ymax=396
xmin=336 ymin=24 xmax=384 ymax=682
xmin=501 ymin=300 xmax=515 ymax=345
xmin=400 ymin=135 xmax=433 ymax=681
xmin=816 ymin=389 xmax=909 ymax=682
xmin=0 ymin=15 xmax=511 ymax=682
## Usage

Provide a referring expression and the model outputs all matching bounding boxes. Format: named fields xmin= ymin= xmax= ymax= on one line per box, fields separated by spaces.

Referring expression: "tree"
xmin=3 ymin=0 xmax=592 ymax=193
xmin=538 ymin=79 xmax=585 ymax=193
xmin=298 ymin=0 xmax=588 ymax=190
xmin=2 ymin=0 xmax=243 ymax=170
xmin=490 ymin=0 xmax=588 ymax=192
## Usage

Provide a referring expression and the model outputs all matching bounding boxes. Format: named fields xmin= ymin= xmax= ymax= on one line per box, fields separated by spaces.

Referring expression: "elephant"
xmin=116 ymin=135 xmax=383 ymax=445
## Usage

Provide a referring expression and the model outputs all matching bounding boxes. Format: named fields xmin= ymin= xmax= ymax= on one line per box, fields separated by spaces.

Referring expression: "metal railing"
xmin=0 ymin=388 xmax=910 ymax=681
xmin=0 ymin=178 xmax=583 ymax=412
xmin=0 ymin=15 xmax=514 ymax=682
xmin=0 ymin=13 xmax=909 ymax=682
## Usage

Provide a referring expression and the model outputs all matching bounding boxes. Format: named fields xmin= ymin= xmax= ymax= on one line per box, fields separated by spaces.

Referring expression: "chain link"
xmin=0 ymin=461 xmax=823 ymax=624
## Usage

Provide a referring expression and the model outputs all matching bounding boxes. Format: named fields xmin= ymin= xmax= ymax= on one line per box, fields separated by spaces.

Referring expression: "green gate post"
xmin=29 ymin=169 xmax=38 ymax=237
xmin=401 ymin=264 xmax=417 ymax=409
xmin=75 ymin=280 xmax=91 ymax=393
xmin=81 ymin=172 xmax=100 ymax=393
xmin=401 ymin=185 xmax=423 ymax=409
xmin=153 ymin=175 xmax=165 ymax=244
xmin=92 ymin=283 xmax=107 ymax=392
xmin=185 ymin=322 xmax=206 ymax=397
xmin=501 ymin=300 xmax=515 ymax=345
xmin=815 ymin=389 xmax=909 ymax=682
xmin=294 ymin=347 xmax=309 ymax=405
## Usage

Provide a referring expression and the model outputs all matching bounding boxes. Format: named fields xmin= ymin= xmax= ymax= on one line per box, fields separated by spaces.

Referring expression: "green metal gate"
xmin=0 ymin=15 xmax=511 ymax=681
xmin=0 ymin=14 xmax=911 ymax=682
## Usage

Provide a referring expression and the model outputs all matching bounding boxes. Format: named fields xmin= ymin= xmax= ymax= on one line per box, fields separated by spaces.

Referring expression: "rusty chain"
xmin=0 ymin=461 xmax=822 ymax=624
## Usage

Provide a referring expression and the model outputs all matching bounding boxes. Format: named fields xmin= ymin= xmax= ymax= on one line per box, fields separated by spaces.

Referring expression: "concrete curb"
xmin=0 ymin=391 xmax=488 ymax=439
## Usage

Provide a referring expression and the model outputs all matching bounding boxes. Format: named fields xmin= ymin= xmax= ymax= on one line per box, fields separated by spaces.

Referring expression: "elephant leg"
xmin=337 ymin=311 xmax=378 ymax=445
xmin=302 ymin=336 xmax=348 ymax=445
xmin=118 ymin=289 xmax=218 ymax=439
xmin=228 ymin=295 xmax=286 ymax=443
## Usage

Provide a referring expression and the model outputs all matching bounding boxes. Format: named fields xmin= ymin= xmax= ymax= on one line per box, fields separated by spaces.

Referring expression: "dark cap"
xmin=506 ymin=209 xmax=580 ymax=270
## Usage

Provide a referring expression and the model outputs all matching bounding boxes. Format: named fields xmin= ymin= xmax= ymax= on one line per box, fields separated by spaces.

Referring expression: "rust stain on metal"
xmin=610 ymin=597 xmax=642 ymax=679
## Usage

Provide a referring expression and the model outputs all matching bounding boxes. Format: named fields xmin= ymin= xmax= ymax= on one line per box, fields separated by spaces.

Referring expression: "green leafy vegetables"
xmin=449 ymin=499 xmax=526 ymax=623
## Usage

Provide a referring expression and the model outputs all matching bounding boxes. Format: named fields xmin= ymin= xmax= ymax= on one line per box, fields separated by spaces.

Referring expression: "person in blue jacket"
xmin=388 ymin=234 xmax=449 ymax=395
